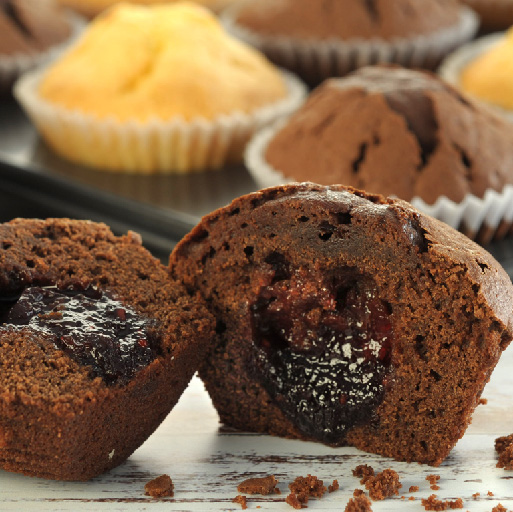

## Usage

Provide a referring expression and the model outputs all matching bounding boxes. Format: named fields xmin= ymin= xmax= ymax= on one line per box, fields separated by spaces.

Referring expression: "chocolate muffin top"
xmin=232 ymin=0 xmax=462 ymax=40
xmin=0 ymin=0 xmax=71 ymax=56
xmin=264 ymin=66 xmax=513 ymax=204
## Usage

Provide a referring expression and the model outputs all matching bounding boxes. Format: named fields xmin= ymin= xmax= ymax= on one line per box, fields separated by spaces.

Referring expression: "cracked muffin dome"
xmin=260 ymin=66 xmax=513 ymax=206
xmin=170 ymin=183 xmax=513 ymax=466
xmin=0 ymin=218 xmax=214 ymax=480
xmin=14 ymin=1 xmax=305 ymax=173
xmin=223 ymin=0 xmax=478 ymax=85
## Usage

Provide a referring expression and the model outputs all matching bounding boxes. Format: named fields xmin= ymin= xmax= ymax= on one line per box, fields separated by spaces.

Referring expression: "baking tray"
xmin=2 ymin=95 xmax=513 ymax=276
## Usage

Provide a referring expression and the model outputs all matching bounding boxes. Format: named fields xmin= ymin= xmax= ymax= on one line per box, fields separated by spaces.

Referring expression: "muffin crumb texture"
xmin=232 ymin=495 xmax=248 ymax=510
xmin=364 ymin=469 xmax=402 ymax=501
xmin=144 ymin=474 xmax=174 ymax=498
xmin=344 ymin=494 xmax=373 ymax=512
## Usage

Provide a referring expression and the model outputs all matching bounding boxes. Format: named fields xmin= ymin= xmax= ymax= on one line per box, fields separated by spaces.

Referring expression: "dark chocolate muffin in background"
xmin=170 ymin=183 xmax=513 ymax=466
xmin=0 ymin=218 xmax=214 ymax=481
xmin=222 ymin=0 xmax=478 ymax=85
xmin=247 ymin=66 xmax=513 ymax=243
xmin=0 ymin=0 xmax=75 ymax=92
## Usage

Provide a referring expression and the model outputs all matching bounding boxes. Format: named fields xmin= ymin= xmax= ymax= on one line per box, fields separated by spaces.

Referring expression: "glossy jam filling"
xmin=250 ymin=267 xmax=393 ymax=443
xmin=1 ymin=286 xmax=159 ymax=385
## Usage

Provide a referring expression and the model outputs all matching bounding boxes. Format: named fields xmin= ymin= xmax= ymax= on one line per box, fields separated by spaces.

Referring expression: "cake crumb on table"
xmin=364 ymin=469 xmax=402 ymax=501
xmin=144 ymin=474 xmax=174 ymax=498
xmin=344 ymin=494 xmax=373 ymax=512
xmin=426 ymin=475 xmax=441 ymax=485
xmin=421 ymin=494 xmax=464 ymax=510
xmin=353 ymin=465 xmax=375 ymax=484
xmin=488 ymin=491 xmax=495 ymax=497
xmin=479 ymin=398 xmax=488 ymax=405
xmin=286 ymin=474 xmax=327 ymax=509
xmin=232 ymin=495 xmax=247 ymax=510
xmin=354 ymin=489 xmax=365 ymax=497
xmin=237 ymin=475 xmax=279 ymax=495
xmin=410 ymin=486 xmax=420 ymax=493
xmin=328 ymin=479 xmax=339 ymax=493
xmin=496 ymin=434 xmax=513 ymax=469
xmin=472 ymin=492 xmax=480 ymax=500
xmin=491 ymin=504 xmax=507 ymax=512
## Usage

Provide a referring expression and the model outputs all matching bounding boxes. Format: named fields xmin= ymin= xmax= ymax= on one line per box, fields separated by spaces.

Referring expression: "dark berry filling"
xmin=250 ymin=267 xmax=393 ymax=444
xmin=0 ymin=286 xmax=159 ymax=385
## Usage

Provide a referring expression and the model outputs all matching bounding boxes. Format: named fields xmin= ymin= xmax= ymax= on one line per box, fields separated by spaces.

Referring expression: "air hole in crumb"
xmin=319 ymin=231 xmax=333 ymax=241
xmin=2 ymin=242 xmax=12 ymax=250
xmin=415 ymin=335 xmax=428 ymax=361
xmin=430 ymin=369 xmax=442 ymax=382
xmin=26 ymin=260 xmax=35 ymax=268
xmin=137 ymin=272 xmax=149 ymax=281
xmin=215 ymin=320 xmax=226 ymax=335
xmin=478 ymin=262 xmax=489 ymax=272
xmin=420 ymin=440 xmax=428 ymax=451
xmin=244 ymin=246 xmax=254 ymax=257
xmin=191 ymin=228 xmax=208 ymax=242
xmin=201 ymin=246 xmax=216 ymax=264
xmin=352 ymin=142 xmax=368 ymax=173
xmin=335 ymin=211 xmax=352 ymax=225
xmin=241 ymin=223 xmax=248 ymax=229
xmin=298 ymin=216 xmax=309 ymax=223
xmin=222 ymin=242 xmax=230 ymax=251
xmin=229 ymin=208 xmax=240 ymax=216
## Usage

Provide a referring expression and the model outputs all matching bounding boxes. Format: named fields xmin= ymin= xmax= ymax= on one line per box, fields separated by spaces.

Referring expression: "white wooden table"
xmin=2 ymin=347 xmax=513 ymax=512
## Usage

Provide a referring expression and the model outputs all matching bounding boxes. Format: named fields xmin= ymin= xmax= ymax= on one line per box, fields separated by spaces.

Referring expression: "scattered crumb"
xmin=232 ymin=495 xmax=247 ymax=510
xmin=353 ymin=489 xmax=365 ymax=497
xmin=353 ymin=464 xmax=375 ymax=484
xmin=238 ymin=475 xmax=279 ymax=495
xmin=144 ymin=474 xmax=174 ymax=498
xmin=409 ymin=497 xmax=416 ymax=501
xmin=364 ymin=468 xmax=402 ymax=501
xmin=426 ymin=475 xmax=441 ymax=485
xmin=487 ymin=491 xmax=494 ymax=497
xmin=328 ymin=479 xmax=339 ymax=493
xmin=432 ymin=485 xmax=441 ymax=491
xmin=492 ymin=504 xmax=507 ymax=512
xmin=286 ymin=474 xmax=326 ymax=509
xmin=421 ymin=494 xmax=464 ymax=510
xmin=344 ymin=494 xmax=373 ymax=512
xmin=497 ymin=444 xmax=513 ymax=470
xmin=401 ymin=496 xmax=406 ymax=500
xmin=472 ymin=492 xmax=480 ymax=500
xmin=479 ymin=398 xmax=488 ymax=405
xmin=410 ymin=486 xmax=420 ymax=493
xmin=496 ymin=434 xmax=513 ymax=454
xmin=285 ymin=492 xmax=306 ymax=510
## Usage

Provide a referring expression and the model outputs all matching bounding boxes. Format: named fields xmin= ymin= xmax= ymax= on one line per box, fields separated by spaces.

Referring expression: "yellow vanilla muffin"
xmin=14 ymin=1 xmax=306 ymax=173
xmin=460 ymin=28 xmax=513 ymax=110
xmin=39 ymin=2 xmax=287 ymax=121
xmin=58 ymin=0 xmax=236 ymax=17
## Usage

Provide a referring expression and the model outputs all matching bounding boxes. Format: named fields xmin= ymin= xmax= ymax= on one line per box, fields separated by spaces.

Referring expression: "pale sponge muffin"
xmin=58 ymin=0 xmax=236 ymax=18
xmin=15 ymin=2 xmax=305 ymax=173
xmin=460 ymin=28 xmax=513 ymax=111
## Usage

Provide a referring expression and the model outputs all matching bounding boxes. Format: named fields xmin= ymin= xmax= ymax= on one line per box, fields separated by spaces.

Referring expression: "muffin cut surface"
xmin=170 ymin=183 xmax=513 ymax=465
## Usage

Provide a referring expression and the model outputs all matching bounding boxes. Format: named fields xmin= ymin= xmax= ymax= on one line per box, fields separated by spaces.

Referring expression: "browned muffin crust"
xmin=170 ymin=183 xmax=513 ymax=466
xmin=265 ymin=66 xmax=513 ymax=205
xmin=233 ymin=0 xmax=461 ymax=40
xmin=0 ymin=218 xmax=214 ymax=481
xmin=0 ymin=0 xmax=71 ymax=55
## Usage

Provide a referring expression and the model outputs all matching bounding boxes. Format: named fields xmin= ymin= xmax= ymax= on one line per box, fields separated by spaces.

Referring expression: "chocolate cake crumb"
xmin=426 ymin=475 xmax=441 ymax=485
xmin=421 ymin=494 xmax=464 ymax=510
xmin=345 ymin=494 xmax=373 ymax=512
xmin=144 ymin=474 xmax=174 ymax=498
xmin=364 ymin=469 xmax=402 ymax=501
xmin=285 ymin=492 xmax=306 ymax=509
xmin=232 ymin=495 xmax=247 ymax=510
xmin=497 ymin=444 xmax=513 ymax=469
xmin=495 ymin=434 xmax=513 ymax=454
xmin=353 ymin=465 xmax=375 ymax=484
xmin=354 ymin=489 xmax=365 ymax=497
xmin=238 ymin=475 xmax=279 ymax=495
xmin=289 ymin=475 xmax=326 ymax=498
xmin=492 ymin=504 xmax=507 ymax=512
xmin=409 ymin=496 xmax=416 ymax=501
xmin=479 ymin=398 xmax=488 ymax=405
xmin=410 ymin=486 xmax=420 ymax=493
xmin=328 ymin=479 xmax=339 ymax=493
xmin=432 ymin=485 xmax=441 ymax=490
xmin=472 ymin=492 xmax=480 ymax=499
xmin=488 ymin=491 xmax=494 ymax=497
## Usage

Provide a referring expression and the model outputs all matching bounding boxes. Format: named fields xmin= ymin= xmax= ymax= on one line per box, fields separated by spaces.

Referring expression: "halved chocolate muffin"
xmin=0 ymin=218 xmax=214 ymax=480
xmin=170 ymin=183 xmax=513 ymax=466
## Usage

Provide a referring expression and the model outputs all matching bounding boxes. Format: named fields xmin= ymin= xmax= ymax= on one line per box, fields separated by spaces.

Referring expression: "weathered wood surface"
xmin=2 ymin=347 xmax=513 ymax=511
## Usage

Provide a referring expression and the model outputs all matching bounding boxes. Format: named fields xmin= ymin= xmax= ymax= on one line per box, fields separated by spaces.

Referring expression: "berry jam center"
xmin=0 ymin=286 xmax=159 ymax=385
xmin=250 ymin=267 xmax=393 ymax=443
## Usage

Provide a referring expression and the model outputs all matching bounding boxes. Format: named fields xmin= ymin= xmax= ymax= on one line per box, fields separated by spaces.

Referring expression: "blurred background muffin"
xmin=460 ymin=0 xmax=513 ymax=33
xmin=15 ymin=2 xmax=306 ymax=173
xmin=246 ymin=66 xmax=513 ymax=243
xmin=0 ymin=0 xmax=74 ymax=93
xmin=57 ymin=0 xmax=237 ymax=17
xmin=222 ymin=0 xmax=478 ymax=86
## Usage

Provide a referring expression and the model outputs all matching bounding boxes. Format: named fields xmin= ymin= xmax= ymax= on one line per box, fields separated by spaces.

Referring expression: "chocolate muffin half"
xmin=0 ymin=219 xmax=214 ymax=480
xmin=170 ymin=183 xmax=513 ymax=466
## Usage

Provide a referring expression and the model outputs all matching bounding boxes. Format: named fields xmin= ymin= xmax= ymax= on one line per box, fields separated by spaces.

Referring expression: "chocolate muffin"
xmin=170 ymin=183 xmax=513 ymax=466
xmin=248 ymin=66 xmax=513 ymax=242
xmin=0 ymin=218 xmax=214 ymax=480
xmin=223 ymin=0 xmax=477 ymax=85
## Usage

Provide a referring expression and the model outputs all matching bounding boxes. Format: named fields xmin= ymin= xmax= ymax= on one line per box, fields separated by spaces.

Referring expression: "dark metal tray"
xmin=2 ymin=96 xmax=513 ymax=277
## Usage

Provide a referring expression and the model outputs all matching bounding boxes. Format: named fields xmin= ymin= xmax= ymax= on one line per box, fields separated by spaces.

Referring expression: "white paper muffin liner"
xmin=438 ymin=33 xmax=513 ymax=124
xmin=221 ymin=5 xmax=478 ymax=84
xmin=246 ymin=122 xmax=513 ymax=244
xmin=0 ymin=14 xmax=84 ymax=95
xmin=14 ymin=66 xmax=307 ymax=174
